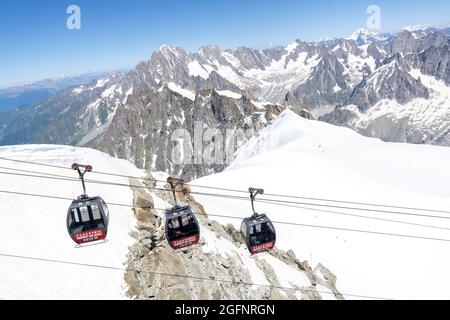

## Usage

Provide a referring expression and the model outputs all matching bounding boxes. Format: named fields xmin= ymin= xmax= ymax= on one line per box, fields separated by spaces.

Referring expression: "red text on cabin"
xmin=170 ymin=235 xmax=199 ymax=250
xmin=73 ymin=229 xmax=106 ymax=244
xmin=251 ymin=241 xmax=275 ymax=254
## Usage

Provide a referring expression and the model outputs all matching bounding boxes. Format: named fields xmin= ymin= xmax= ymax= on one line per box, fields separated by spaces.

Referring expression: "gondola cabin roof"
xmin=69 ymin=196 xmax=106 ymax=208
xmin=165 ymin=205 xmax=193 ymax=217
xmin=242 ymin=214 xmax=271 ymax=226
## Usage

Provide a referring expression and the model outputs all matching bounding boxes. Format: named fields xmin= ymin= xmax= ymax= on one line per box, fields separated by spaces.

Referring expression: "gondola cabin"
xmin=165 ymin=205 xmax=200 ymax=250
xmin=67 ymin=196 xmax=109 ymax=244
xmin=241 ymin=214 xmax=276 ymax=254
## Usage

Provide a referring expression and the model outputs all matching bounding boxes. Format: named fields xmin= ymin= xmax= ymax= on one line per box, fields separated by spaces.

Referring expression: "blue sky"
xmin=1 ymin=0 xmax=449 ymax=87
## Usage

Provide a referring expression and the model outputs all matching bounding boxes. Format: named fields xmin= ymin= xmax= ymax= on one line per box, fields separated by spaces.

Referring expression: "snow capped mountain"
xmin=322 ymin=35 xmax=450 ymax=145
xmin=322 ymin=68 xmax=450 ymax=145
xmin=94 ymin=85 xmax=309 ymax=180
xmin=403 ymin=24 xmax=431 ymax=32
xmin=192 ymin=110 xmax=450 ymax=299
xmin=346 ymin=25 xmax=448 ymax=46
xmin=0 ymin=144 xmax=341 ymax=299
xmin=347 ymin=28 xmax=396 ymax=46
xmin=0 ymin=72 xmax=132 ymax=148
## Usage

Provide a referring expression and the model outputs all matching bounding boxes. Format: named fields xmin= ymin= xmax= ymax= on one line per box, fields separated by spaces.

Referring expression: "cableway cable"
xmin=1 ymin=156 xmax=450 ymax=216
xmin=0 ymin=252 xmax=391 ymax=300
xmin=2 ymin=189 xmax=450 ymax=244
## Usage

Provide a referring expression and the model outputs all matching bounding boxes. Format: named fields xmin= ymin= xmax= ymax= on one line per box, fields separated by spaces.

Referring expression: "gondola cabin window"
xmin=249 ymin=224 xmax=262 ymax=235
xmin=181 ymin=215 xmax=189 ymax=226
xmin=72 ymin=209 xmax=80 ymax=223
xmin=91 ymin=205 xmax=101 ymax=220
xmin=169 ymin=217 xmax=181 ymax=229
xmin=240 ymin=223 xmax=247 ymax=237
xmin=80 ymin=206 xmax=89 ymax=222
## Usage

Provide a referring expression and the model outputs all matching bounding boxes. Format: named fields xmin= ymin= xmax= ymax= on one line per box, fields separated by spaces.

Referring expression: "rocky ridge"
xmin=124 ymin=176 xmax=342 ymax=300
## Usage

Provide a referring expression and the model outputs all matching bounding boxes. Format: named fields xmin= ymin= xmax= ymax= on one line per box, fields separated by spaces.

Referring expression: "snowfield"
xmin=191 ymin=110 xmax=450 ymax=300
xmin=0 ymin=145 xmax=144 ymax=299
xmin=0 ymin=144 xmax=324 ymax=300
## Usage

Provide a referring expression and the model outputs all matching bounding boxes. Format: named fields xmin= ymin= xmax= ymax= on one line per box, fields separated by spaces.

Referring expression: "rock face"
xmin=346 ymin=55 xmax=430 ymax=112
xmin=320 ymin=30 xmax=450 ymax=146
xmin=93 ymin=86 xmax=310 ymax=180
xmin=124 ymin=176 xmax=342 ymax=300
xmin=0 ymin=73 xmax=131 ymax=146
xmin=413 ymin=45 xmax=450 ymax=85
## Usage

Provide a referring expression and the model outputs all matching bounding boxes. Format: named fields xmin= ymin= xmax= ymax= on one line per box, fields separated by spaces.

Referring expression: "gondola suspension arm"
xmin=249 ymin=187 xmax=264 ymax=217
xmin=72 ymin=163 xmax=92 ymax=198
xmin=167 ymin=177 xmax=185 ymax=208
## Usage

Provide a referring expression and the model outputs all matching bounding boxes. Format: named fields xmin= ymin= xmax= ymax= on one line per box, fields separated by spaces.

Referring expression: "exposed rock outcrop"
xmin=124 ymin=175 xmax=343 ymax=300
xmin=94 ymin=88 xmax=310 ymax=180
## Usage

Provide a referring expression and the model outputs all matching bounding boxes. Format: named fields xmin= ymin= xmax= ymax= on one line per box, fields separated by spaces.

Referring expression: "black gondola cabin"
xmin=165 ymin=205 xmax=200 ymax=250
xmin=67 ymin=163 xmax=109 ymax=245
xmin=241 ymin=214 xmax=276 ymax=254
xmin=67 ymin=196 xmax=109 ymax=244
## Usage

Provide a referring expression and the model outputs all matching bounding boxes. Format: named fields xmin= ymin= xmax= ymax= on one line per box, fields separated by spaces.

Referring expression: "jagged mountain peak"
xmin=198 ymin=44 xmax=222 ymax=55
xmin=403 ymin=24 xmax=432 ymax=32
xmin=346 ymin=55 xmax=429 ymax=112
xmin=348 ymin=27 xmax=378 ymax=39
xmin=156 ymin=44 xmax=187 ymax=57
xmin=347 ymin=28 xmax=386 ymax=46
xmin=158 ymin=43 xmax=181 ymax=52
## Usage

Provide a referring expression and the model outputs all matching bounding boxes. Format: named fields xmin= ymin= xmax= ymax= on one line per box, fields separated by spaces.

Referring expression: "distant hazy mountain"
xmin=346 ymin=28 xmax=397 ymax=46
xmin=0 ymin=72 xmax=110 ymax=112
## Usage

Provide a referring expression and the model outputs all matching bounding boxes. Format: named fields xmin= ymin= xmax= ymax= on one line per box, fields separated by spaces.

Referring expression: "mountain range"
xmin=0 ymin=26 xmax=449 ymax=179
xmin=0 ymin=72 xmax=110 ymax=112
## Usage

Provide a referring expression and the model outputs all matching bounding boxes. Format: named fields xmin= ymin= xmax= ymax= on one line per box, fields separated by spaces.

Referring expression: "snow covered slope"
xmin=0 ymin=144 xmax=340 ymax=300
xmin=191 ymin=110 xmax=450 ymax=300
xmin=0 ymin=145 xmax=144 ymax=299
